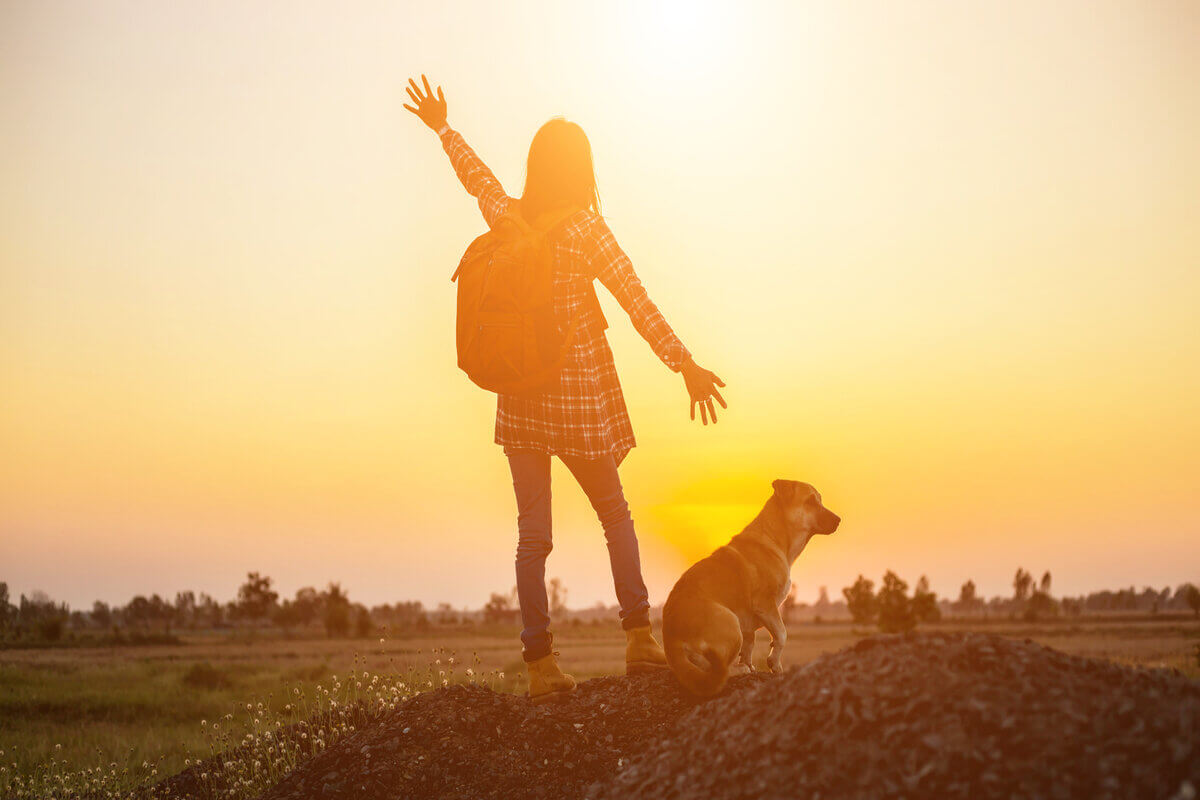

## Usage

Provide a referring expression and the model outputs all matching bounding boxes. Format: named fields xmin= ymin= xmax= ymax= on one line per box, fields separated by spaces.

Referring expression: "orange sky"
xmin=2 ymin=1 xmax=1198 ymax=611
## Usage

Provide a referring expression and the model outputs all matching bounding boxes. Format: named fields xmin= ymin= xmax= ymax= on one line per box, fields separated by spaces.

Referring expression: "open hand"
xmin=403 ymin=74 xmax=447 ymax=131
xmin=681 ymin=357 xmax=727 ymax=425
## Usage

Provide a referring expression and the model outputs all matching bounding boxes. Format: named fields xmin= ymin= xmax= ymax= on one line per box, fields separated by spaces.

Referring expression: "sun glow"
xmin=619 ymin=2 xmax=738 ymax=86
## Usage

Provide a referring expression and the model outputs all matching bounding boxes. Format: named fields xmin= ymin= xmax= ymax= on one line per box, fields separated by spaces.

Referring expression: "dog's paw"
xmin=728 ymin=662 xmax=752 ymax=677
xmin=767 ymin=654 xmax=784 ymax=673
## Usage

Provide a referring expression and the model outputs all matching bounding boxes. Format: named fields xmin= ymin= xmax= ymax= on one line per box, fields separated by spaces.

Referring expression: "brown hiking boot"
xmin=526 ymin=652 xmax=576 ymax=704
xmin=625 ymin=624 xmax=669 ymax=674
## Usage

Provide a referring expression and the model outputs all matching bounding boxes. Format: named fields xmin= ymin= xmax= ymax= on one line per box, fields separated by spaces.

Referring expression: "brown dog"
xmin=662 ymin=480 xmax=840 ymax=697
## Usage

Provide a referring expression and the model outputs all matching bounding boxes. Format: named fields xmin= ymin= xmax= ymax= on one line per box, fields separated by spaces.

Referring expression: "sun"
xmin=624 ymin=2 xmax=737 ymax=85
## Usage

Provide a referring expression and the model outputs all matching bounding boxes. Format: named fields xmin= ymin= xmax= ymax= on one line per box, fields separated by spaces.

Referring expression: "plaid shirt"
xmin=440 ymin=127 xmax=690 ymax=464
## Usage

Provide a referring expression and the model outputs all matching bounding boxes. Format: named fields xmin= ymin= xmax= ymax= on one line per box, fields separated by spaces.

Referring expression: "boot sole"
xmin=530 ymin=687 xmax=574 ymax=705
xmin=626 ymin=660 xmax=670 ymax=675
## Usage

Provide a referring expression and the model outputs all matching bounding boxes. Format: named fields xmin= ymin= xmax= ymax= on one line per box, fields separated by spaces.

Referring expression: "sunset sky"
xmin=2 ymin=1 xmax=1197 ymax=612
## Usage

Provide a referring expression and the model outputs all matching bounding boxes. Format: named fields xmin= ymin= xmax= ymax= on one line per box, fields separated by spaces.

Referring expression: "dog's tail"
xmin=664 ymin=603 xmax=740 ymax=698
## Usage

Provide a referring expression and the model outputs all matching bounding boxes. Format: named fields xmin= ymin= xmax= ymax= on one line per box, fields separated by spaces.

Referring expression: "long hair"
xmin=520 ymin=117 xmax=601 ymax=221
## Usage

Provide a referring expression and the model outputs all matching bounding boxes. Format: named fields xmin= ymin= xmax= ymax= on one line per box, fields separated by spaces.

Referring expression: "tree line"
xmin=826 ymin=569 xmax=1200 ymax=633
xmin=3 ymin=568 xmax=1197 ymax=645
xmin=0 ymin=575 xmax=392 ymax=644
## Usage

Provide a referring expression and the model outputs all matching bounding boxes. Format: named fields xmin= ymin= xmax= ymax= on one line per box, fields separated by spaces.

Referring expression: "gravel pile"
xmin=258 ymin=670 xmax=772 ymax=800
xmin=233 ymin=633 xmax=1195 ymax=800
xmin=600 ymin=632 xmax=1200 ymax=800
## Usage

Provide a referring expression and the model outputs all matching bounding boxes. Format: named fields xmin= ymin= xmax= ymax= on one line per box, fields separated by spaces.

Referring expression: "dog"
xmin=662 ymin=479 xmax=840 ymax=697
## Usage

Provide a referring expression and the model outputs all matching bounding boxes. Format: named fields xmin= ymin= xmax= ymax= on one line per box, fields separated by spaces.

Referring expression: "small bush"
xmin=36 ymin=616 xmax=65 ymax=642
xmin=182 ymin=662 xmax=234 ymax=690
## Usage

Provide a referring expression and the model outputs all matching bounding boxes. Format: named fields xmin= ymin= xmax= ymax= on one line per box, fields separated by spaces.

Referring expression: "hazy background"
xmin=2 ymin=0 xmax=1197 ymax=611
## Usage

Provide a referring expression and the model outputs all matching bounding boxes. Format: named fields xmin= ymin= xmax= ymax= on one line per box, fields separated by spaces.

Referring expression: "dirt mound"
xmin=253 ymin=633 xmax=1198 ymax=800
xmin=600 ymin=632 xmax=1200 ymax=800
xmin=259 ymin=670 xmax=772 ymax=800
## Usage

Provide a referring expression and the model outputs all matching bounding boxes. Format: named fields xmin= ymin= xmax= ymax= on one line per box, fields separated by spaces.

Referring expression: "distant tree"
xmin=814 ymin=586 xmax=831 ymax=614
xmin=1040 ymin=571 xmax=1052 ymax=594
xmin=174 ymin=591 xmax=197 ymax=628
xmin=1013 ymin=568 xmax=1033 ymax=603
xmin=912 ymin=575 xmax=940 ymax=623
xmin=126 ymin=595 xmax=152 ymax=630
xmin=197 ymin=593 xmax=224 ymax=628
xmin=19 ymin=591 xmax=69 ymax=641
xmin=37 ymin=615 xmax=65 ymax=641
xmin=956 ymin=580 xmax=978 ymax=616
xmin=0 ymin=582 xmax=11 ymax=630
xmin=483 ymin=589 xmax=518 ymax=623
xmin=149 ymin=594 xmax=174 ymax=634
xmin=273 ymin=599 xmax=303 ymax=633
xmin=293 ymin=587 xmax=321 ymax=628
xmin=91 ymin=600 xmax=112 ymax=629
xmin=372 ymin=600 xmax=426 ymax=631
xmin=354 ymin=605 xmax=373 ymax=638
xmin=322 ymin=583 xmax=351 ymax=637
xmin=435 ymin=602 xmax=458 ymax=625
xmin=1184 ymin=584 xmax=1200 ymax=618
xmin=547 ymin=578 xmax=568 ymax=617
xmin=876 ymin=571 xmax=916 ymax=633
xmin=1025 ymin=589 xmax=1058 ymax=621
xmin=236 ymin=572 xmax=279 ymax=624
xmin=842 ymin=576 xmax=877 ymax=626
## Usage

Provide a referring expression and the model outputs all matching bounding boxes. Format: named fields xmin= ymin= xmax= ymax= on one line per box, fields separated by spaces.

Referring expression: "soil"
xmin=171 ymin=633 xmax=1200 ymax=800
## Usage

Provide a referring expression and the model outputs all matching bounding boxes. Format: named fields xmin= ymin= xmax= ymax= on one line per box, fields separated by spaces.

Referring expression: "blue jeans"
xmin=506 ymin=450 xmax=651 ymax=661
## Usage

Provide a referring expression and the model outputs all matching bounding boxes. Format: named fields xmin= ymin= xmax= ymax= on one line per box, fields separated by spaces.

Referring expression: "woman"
xmin=404 ymin=75 xmax=727 ymax=702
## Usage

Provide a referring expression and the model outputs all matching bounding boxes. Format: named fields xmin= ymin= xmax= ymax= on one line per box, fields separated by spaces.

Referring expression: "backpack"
xmin=450 ymin=203 xmax=585 ymax=395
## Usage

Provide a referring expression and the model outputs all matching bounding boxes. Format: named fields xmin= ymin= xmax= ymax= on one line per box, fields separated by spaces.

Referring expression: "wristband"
xmin=436 ymin=123 xmax=450 ymax=136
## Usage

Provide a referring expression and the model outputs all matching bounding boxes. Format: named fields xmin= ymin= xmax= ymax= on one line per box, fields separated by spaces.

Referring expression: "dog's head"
xmin=771 ymin=479 xmax=840 ymax=558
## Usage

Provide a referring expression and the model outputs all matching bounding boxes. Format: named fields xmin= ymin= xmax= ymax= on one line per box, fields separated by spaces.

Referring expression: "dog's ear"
xmin=772 ymin=479 xmax=796 ymax=503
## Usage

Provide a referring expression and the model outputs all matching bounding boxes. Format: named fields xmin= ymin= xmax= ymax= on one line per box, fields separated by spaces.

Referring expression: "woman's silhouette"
xmin=405 ymin=75 xmax=726 ymax=702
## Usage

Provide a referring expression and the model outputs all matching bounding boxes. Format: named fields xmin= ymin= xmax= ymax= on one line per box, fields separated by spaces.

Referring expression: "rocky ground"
xmin=173 ymin=632 xmax=1200 ymax=800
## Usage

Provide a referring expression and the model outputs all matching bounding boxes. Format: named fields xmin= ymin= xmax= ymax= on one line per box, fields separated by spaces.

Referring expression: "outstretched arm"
xmin=590 ymin=219 xmax=728 ymax=424
xmin=404 ymin=75 xmax=512 ymax=227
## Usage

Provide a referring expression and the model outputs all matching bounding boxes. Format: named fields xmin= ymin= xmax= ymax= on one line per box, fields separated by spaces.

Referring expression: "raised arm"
xmin=589 ymin=218 xmax=728 ymax=424
xmin=404 ymin=75 xmax=512 ymax=228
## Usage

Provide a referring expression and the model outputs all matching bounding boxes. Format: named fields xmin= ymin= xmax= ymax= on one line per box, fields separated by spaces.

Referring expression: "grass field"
xmin=1 ymin=618 xmax=1197 ymax=785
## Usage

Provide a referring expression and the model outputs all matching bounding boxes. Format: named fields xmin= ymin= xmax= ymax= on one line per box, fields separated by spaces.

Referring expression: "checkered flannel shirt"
xmin=440 ymin=126 xmax=690 ymax=464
